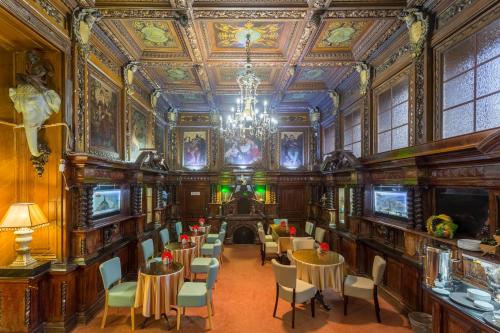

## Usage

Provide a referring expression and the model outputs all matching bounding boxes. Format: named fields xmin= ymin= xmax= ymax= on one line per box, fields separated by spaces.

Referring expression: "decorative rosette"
xmin=180 ymin=234 xmax=189 ymax=244
xmin=161 ymin=250 xmax=173 ymax=265
xmin=289 ymin=226 xmax=297 ymax=236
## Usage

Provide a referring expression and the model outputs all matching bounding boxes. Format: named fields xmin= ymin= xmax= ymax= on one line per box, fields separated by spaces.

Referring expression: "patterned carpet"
xmin=74 ymin=244 xmax=412 ymax=333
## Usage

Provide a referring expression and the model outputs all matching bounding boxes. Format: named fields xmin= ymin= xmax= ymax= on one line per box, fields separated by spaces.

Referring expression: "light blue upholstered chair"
xmin=99 ymin=257 xmax=137 ymax=330
xmin=191 ymin=240 xmax=222 ymax=281
xmin=206 ymin=221 xmax=227 ymax=244
xmin=141 ymin=239 xmax=159 ymax=264
xmin=175 ymin=221 xmax=183 ymax=238
xmin=176 ymin=259 xmax=219 ymax=330
xmin=305 ymin=221 xmax=315 ymax=236
xmin=160 ymin=228 xmax=170 ymax=247
xmin=201 ymin=231 xmax=225 ymax=259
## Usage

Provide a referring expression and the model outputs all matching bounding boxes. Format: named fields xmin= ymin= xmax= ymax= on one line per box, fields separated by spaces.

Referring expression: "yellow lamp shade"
xmin=0 ymin=203 xmax=48 ymax=230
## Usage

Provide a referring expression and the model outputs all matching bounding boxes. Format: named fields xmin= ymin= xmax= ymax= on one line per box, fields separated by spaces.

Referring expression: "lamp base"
xmin=10 ymin=228 xmax=37 ymax=267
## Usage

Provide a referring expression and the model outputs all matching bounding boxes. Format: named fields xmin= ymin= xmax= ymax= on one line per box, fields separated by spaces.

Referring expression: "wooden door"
xmin=179 ymin=183 xmax=209 ymax=220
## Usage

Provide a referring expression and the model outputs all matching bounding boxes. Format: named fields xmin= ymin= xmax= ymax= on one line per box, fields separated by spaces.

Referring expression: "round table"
xmin=189 ymin=232 xmax=207 ymax=257
xmin=292 ymin=249 xmax=344 ymax=292
xmin=164 ymin=242 xmax=197 ymax=277
xmin=135 ymin=261 xmax=184 ymax=320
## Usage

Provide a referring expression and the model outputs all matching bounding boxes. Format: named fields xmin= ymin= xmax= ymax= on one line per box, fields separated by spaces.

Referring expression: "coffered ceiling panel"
xmin=95 ymin=1 xmax=404 ymax=114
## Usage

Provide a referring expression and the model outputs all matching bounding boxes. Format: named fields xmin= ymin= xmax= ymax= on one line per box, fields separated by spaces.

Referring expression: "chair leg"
xmin=374 ymin=287 xmax=381 ymax=323
xmin=311 ymin=297 xmax=315 ymax=318
xmin=176 ymin=307 xmax=182 ymax=330
xmin=292 ymin=290 xmax=296 ymax=329
xmin=343 ymin=295 xmax=348 ymax=316
xmin=130 ymin=307 xmax=135 ymax=331
xmin=101 ymin=293 xmax=109 ymax=328
xmin=273 ymin=283 xmax=279 ymax=317
xmin=207 ymin=295 xmax=213 ymax=330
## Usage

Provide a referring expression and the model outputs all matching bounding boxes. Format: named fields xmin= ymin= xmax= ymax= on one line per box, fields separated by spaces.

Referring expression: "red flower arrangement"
xmin=198 ymin=217 xmax=206 ymax=225
xmin=280 ymin=220 xmax=287 ymax=229
xmin=289 ymin=226 xmax=297 ymax=236
xmin=319 ymin=242 xmax=329 ymax=252
xmin=179 ymin=234 xmax=189 ymax=244
xmin=161 ymin=250 xmax=173 ymax=265
xmin=193 ymin=225 xmax=200 ymax=233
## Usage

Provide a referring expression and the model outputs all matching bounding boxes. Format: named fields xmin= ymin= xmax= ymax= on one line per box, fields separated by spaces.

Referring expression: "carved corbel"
xmin=123 ymin=61 xmax=141 ymax=95
xmin=400 ymin=8 xmax=429 ymax=59
xmin=328 ymin=90 xmax=340 ymax=117
xmin=354 ymin=62 xmax=371 ymax=96
xmin=150 ymin=89 xmax=162 ymax=110
xmin=72 ymin=8 xmax=101 ymax=58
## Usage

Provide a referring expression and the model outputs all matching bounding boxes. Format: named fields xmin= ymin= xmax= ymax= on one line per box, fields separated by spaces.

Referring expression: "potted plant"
xmin=480 ymin=238 xmax=498 ymax=255
xmin=426 ymin=214 xmax=457 ymax=239
xmin=179 ymin=234 xmax=189 ymax=245
xmin=289 ymin=226 xmax=296 ymax=237
xmin=318 ymin=242 xmax=329 ymax=254
xmin=161 ymin=250 xmax=173 ymax=265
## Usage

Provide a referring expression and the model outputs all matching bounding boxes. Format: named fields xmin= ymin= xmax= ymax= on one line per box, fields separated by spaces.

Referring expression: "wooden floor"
xmin=74 ymin=245 xmax=412 ymax=332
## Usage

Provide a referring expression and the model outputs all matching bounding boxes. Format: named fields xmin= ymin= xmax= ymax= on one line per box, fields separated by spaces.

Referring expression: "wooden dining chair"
xmin=141 ymin=239 xmax=159 ymax=264
xmin=343 ymin=255 xmax=386 ymax=323
xmin=271 ymin=259 xmax=317 ymax=328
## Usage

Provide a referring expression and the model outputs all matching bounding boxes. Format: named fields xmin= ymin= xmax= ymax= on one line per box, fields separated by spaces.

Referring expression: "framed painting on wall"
xmin=155 ymin=121 xmax=166 ymax=157
xmin=279 ymin=131 xmax=304 ymax=169
xmin=88 ymin=67 xmax=121 ymax=159
xmin=182 ymin=130 xmax=208 ymax=170
xmin=130 ymin=105 xmax=148 ymax=161
xmin=224 ymin=136 xmax=263 ymax=166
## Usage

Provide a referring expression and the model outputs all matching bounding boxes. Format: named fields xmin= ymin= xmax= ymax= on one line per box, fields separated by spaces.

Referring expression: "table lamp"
xmin=0 ymin=203 xmax=49 ymax=266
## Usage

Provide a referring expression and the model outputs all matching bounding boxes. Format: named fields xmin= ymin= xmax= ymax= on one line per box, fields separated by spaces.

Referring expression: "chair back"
xmin=258 ymin=228 xmax=266 ymax=243
xmin=305 ymin=221 xmax=315 ymax=236
xmin=99 ymin=257 xmax=122 ymax=290
xmin=372 ymin=255 xmax=386 ymax=285
xmin=141 ymin=239 xmax=155 ymax=262
xmin=314 ymin=227 xmax=326 ymax=243
xmin=274 ymin=218 xmax=288 ymax=225
xmin=220 ymin=221 xmax=228 ymax=232
xmin=206 ymin=258 xmax=220 ymax=290
xmin=212 ymin=240 xmax=222 ymax=258
xmin=175 ymin=221 xmax=183 ymax=236
xmin=160 ymin=228 xmax=170 ymax=247
xmin=292 ymin=238 xmax=315 ymax=251
xmin=271 ymin=259 xmax=296 ymax=289
xmin=218 ymin=230 xmax=226 ymax=242
xmin=257 ymin=221 xmax=263 ymax=229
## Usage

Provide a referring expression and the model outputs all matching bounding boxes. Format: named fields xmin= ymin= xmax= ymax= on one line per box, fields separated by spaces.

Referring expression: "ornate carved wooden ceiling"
xmin=95 ymin=0 xmax=406 ymax=114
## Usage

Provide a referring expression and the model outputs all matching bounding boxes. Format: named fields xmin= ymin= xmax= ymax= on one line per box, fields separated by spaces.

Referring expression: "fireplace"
xmin=232 ymin=226 xmax=256 ymax=244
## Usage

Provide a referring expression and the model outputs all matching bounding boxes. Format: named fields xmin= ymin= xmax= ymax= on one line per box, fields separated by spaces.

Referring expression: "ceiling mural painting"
xmin=95 ymin=3 xmax=403 ymax=114
xmin=314 ymin=21 xmax=372 ymax=51
xmin=213 ymin=21 xmax=282 ymax=49
xmin=132 ymin=20 xmax=179 ymax=48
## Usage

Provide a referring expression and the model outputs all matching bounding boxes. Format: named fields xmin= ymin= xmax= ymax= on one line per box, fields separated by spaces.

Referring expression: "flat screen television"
xmin=92 ymin=189 xmax=121 ymax=218
xmin=373 ymin=186 xmax=408 ymax=220
xmin=436 ymin=188 xmax=489 ymax=237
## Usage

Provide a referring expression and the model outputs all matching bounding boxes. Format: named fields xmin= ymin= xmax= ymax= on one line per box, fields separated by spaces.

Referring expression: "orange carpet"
xmin=74 ymin=245 xmax=412 ymax=333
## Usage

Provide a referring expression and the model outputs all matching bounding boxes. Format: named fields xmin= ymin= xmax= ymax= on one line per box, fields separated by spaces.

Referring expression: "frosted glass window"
xmin=442 ymin=19 xmax=500 ymax=138
xmin=376 ymin=77 xmax=409 ymax=152
xmin=343 ymin=109 xmax=361 ymax=157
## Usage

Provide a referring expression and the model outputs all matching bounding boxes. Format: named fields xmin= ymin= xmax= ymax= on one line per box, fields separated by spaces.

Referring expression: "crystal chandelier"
xmin=220 ymin=33 xmax=278 ymax=142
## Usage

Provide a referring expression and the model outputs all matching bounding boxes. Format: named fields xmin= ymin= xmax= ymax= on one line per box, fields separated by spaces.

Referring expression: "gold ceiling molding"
xmin=98 ymin=8 xmax=179 ymax=19
xmin=98 ymin=21 xmax=134 ymax=60
xmin=323 ymin=8 xmax=402 ymax=18
xmin=290 ymin=12 xmax=323 ymax=65
xmin=300 ymin=61 xmax=353 ymax=67
xmin=192 ymin=9 xmax=307 ymax=20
